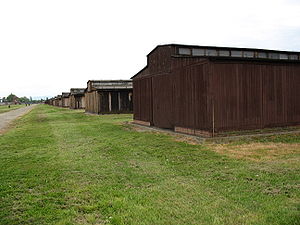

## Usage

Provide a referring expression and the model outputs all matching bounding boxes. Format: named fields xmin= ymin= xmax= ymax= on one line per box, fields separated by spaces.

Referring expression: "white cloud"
xmin=0 ymin=0 xmax=299 ymax=98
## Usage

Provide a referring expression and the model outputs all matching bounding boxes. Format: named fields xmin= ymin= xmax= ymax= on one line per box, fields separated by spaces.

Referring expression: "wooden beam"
xmin=108 ymin=92 xmax=112 ymax=112
xmin=118 ymin=92 xmax=121 ymax=111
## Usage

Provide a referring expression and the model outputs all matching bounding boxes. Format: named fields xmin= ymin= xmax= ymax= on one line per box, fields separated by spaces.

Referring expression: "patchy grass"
xmin=217 ymin=126 xmax=300 ymax=137
xmin=0 ymin=105 xmax=299 ymax=225
xmin=0 ymin=104 xmax=25 ymax=114
xmin=210 ymin=142 xmax=300 ymax=162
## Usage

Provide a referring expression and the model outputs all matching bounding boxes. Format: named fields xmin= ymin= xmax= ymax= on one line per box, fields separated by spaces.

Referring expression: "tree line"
xmin=1 ymin=94 xmax=45 ymax=104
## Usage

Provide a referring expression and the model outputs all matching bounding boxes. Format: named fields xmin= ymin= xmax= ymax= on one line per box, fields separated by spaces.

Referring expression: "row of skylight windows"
xmin=178 ymin=48 xmax=299 ymax=60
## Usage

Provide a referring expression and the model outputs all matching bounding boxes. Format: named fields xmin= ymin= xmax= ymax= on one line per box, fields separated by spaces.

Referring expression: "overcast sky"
xmin=1 ymin=0 xmax=300 ymax=99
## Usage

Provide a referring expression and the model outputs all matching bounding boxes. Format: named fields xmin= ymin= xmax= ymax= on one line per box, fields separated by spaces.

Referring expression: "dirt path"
xmin=0 ymin=105 xmax=36 ymax=134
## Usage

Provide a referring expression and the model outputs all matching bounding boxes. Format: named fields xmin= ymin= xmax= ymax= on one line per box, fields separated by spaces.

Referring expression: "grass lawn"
xmin=0 ymin=104 xmax=25 ymax=114
xmin=0 ymin=105 xmax=299 ymax=225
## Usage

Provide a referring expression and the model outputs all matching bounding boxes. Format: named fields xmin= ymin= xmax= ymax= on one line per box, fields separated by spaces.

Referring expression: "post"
xmin=212 ymin=97 xmax=215 ymax=138
xmin=108 ymin=92 xmax=112 ymax=112
xmin=118 ymin=92 xmax=121 ymax=111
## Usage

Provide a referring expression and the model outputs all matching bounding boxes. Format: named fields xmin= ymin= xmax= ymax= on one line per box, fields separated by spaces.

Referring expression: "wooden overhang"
xmin=87 ymin=80 xmax=132 ymax=92
xmin=70 ymin=88 xmax=85 ymax=96
xmin=62 ymin=92 xmax=70 ymax=98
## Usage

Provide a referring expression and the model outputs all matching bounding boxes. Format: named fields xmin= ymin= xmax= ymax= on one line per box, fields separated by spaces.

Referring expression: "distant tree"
xmin=19 ymin=96 xmax=30 ymax=103
xmin=6 ymin=93 xmax=18 ymax=102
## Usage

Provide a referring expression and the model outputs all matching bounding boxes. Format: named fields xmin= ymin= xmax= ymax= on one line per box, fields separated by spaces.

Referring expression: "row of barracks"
xmin=47 ymin=80 xmax=133 ymax=114
xmin=46 ymin=44 xmax=300 ymax=136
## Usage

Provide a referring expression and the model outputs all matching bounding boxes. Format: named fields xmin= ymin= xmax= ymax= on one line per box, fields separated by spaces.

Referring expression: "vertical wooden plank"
xmin=118 ymin=92 xmax=121 ymax=111
xmin=108 ymin=92 xmax=112 ymax=112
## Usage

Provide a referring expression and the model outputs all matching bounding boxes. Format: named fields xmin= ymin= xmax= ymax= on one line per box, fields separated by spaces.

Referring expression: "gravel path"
xmin=0 ymin=105 xmax=36 ymax=133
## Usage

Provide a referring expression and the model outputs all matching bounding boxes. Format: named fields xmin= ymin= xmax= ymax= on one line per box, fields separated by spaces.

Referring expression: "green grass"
xmin=0 ymin=105 xmax=299 ymax=225
xmin=0 ymin=104 xmax=25 ymax=114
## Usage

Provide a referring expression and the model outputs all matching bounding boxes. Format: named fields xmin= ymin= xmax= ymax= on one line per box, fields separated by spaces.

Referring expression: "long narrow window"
xmin=289 ymin=54 xmax=298 ymax=60
xmin=257 ymin=52 xmax=267 ymax=58
xmin=243 ymin=51 xmax=254 ymax=58
xmin=219 ymin=50 xmax=230 ymax=56
xmin=206 ymin=49 xmax=217 ymax=56
xmin=231 ymin=50 xmax=242 ymax=57
xmin=268 ymin=53 xmax=279 ymax=59
xmin=279 ymin=54 xmax=288 ymax=60
xmin=192 ymin=49 xmax=205 ymax=56
xmin=179 ymin=48 xmax=191 ymax=55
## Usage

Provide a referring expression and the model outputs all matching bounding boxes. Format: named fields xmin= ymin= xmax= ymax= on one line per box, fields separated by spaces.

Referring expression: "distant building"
xmin=85 ymin=80 xmax=133 ymax=114
xmin=55 ymin=95 xmax=62 ymax=107
xmin=69 ymin=88 xmax=86 ymax=109
xmin=61 ymin=92 xmax=70 ymax=108
xmin=12 ymin=96 xmax=20 ymax=105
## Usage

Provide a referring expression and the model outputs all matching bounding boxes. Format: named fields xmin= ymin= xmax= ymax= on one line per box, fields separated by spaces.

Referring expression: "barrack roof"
xmin=70 ymin=88 xmax=86 ymax=95
xmin=88 ymin=80 xmax=132 ymax=90
xmin=132 ymin=44 xmax=300 ymax=79
xmin=147 ymin=44 xmax=300 ymax=56
xmin=62 ymin=92 xmax=70 ymax=97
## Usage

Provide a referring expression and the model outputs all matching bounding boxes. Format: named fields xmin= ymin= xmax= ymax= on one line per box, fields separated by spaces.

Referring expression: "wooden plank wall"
xmin=81 ymin=95 xmax=86 ymax=108
xmin=133 ymin=59 xmax=300 ymax=133
xmin=85 ymin=91 xmax=99 ymax=113
xmin=62 ymin=97 xmax=70 ymax=107
xmin=133 ymin=77 xmax=152 ymax=123
xmin=151 ymin=73 xmax=173 ymax=128
xmin=211 ymin=61 xmax=300 ymax=131
xmin=134 ymin=62 xmax=210 ymax=131
xmin=69 ymin=95 xmax=75 ymax=109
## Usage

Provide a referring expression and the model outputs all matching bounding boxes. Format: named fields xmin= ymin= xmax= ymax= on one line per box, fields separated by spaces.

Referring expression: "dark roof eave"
xmin=131 ymin=65 xmax=148 ymax=79
xmin=146 ymin=44 xmax=300 ymax=58
xmin=93 ymin=86 xmax=133 ymax=90
xmin=88 ymin=79 xmax=132 ymax=83
xmin=70 ymin=88 xmax=85 ymax=91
